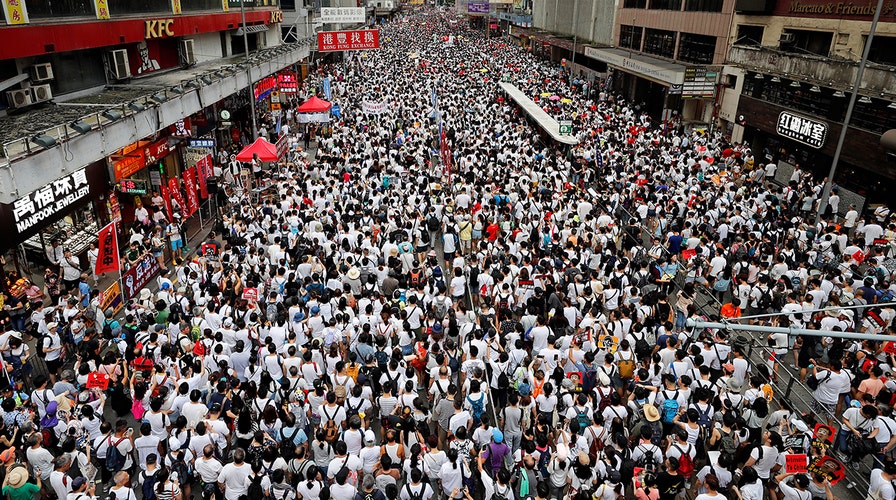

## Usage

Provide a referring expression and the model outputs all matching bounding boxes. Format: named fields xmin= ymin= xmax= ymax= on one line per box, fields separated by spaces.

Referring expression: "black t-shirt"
xmin=655 ymin=471 xmax=685 ymax=500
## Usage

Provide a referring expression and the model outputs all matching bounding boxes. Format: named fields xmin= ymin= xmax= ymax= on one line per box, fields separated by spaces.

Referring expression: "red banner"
xmin=95 ymin=221 xmax=120 ymax=275
xmin=168 ymin=177 xmax=186 ymax=217
xmin=143 ymin=137 xmax=170 ymax=165
xmin=122 ymin=252 xmax=161 ymax=300
xmin=196 ymin=154 xmax=212 ymax=198
xmin=159 ymin=185 xmax=173 ymax=220
xmin=183 ymin=167 xmax=199 ymax=217
xmin=785 ymin=454 xmax=808 ymax=473
xmin=318 ymin=29 xmax=380 ymax=52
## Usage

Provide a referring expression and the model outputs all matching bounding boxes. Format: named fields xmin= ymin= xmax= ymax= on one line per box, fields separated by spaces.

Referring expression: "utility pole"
xmin=816 ymin=0 xmax=884 ymax=224
xmin=240 ymin=0 xmax=258 ymax=140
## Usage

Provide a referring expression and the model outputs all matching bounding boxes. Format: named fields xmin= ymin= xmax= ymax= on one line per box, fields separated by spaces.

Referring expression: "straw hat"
xmin=643 ymin=403 xmax=661 ymax=423
xmin=346 ymin=268 xmax=361 ymax=280
xmin=7 ymin=465 xmax=27 ymax=488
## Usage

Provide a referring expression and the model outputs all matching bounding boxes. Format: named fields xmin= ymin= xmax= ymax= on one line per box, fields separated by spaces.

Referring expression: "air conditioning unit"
xmin=6 ymin=89 xmax=33 ymax=108
xmin=180 ymin=39 xmax=196 ymax=66
xmin=31 ymin=84 xmax=53 ymax=102
xmin=30 ymin=63 xmax=54 ymax=81
xmin=779 ymin=32 xmax=795 ymax=44
xmin=109 ymin=49 xmax=131 ymax=80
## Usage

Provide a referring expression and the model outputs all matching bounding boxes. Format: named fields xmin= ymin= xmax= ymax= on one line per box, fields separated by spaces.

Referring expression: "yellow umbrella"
xmin=540 ymin=92 xmax=551 ymax=97
xmin=560 ymin=98 xmax=572 ymax=103
xmin=480 ymin=68 xmax=489 ymax=73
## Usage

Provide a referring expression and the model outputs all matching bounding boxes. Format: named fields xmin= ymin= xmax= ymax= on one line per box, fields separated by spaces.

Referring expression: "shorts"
xmin=171 ymin=239 xmax=183 ymax=251
xmin=45 ymin=358 xmax=62 ymax=374
xmin=472 ymin=230 xmax=482 ymax=239
xmin=812 ymin=399 xmax=836 ymax=418
xmin=444 ymin=251 xmax=455 ymax=262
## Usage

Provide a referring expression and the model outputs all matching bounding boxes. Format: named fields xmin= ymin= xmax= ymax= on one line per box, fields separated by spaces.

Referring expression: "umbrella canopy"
xmin=560 ymin=98 xmax=572 ymax=104
xmin=549 ymin=95 xmax=561 ymax=101
xmin=235 ymin=137 xmax=278 ymax=162
xmin=297 ymin=96 xmax=332 ymax=113
xmin=539 ymin=92 xmax=551 ymax=97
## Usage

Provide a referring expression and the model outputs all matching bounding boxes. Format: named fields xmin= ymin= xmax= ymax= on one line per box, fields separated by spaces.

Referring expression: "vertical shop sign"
xmin=183 ymin=167 xmax=199 ymax=216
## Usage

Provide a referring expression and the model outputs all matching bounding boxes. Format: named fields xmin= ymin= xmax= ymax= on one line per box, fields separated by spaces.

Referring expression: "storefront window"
xmin=643 ymin=29 xmax=676 ymax=59
xmin=684 ymin=0 xmax=723 ymax=11
xmin=678 ymin=33 xmax=716 ymax=64
xmin=649 ymin=0 xmax=682 ymax=9
xmin=623 ymin=0 xmax=648 ymax=8
xmin=27 ymin=0 xmax=94 ymax=18
xmin=182 ymin=0 xmax=225 ymax=11
xmin=619 ymin=25 xmax=643 ymax=50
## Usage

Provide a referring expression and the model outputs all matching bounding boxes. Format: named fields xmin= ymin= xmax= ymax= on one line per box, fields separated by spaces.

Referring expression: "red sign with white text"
xmin=317 ymin=29 xmax=380 ymax=52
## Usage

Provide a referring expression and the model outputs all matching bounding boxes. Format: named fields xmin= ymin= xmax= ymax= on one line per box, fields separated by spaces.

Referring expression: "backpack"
xmin=409 ymin=269 xmax=423 ymax=287
xmin=617 ymin=352 xmax=635 ymax=379
xmin=404 ymin=484 xmax=424 ymax=500
xmin=468 ymin=395 xmax=486 ymax=426
xmin=574 ymin=407 xmax=590 ymax=435
xmin=596 ymin=386 xmax=613 ymax=412
xmin=807 ymin=370 xmax=832 ymax=391
xmin=247 ymin=475 xmax=273 ymax=500
xmin=587 ymin=427 xmax=605 ymax=464
xmin=661 ymin=391 xmax=679 ymax=424
xmin=345 ymin=399 xmax=365 ymax=419
xmin=674 ymin=444 xmax=694 ymax=478
xmin=447 ymin=350 xmax=461 ymax=374
xmin=105 ymin=437 xmax=127 ymax=471
xmin=636 ymin=445 xmax=659 ymax=474
xmin=582 ymin=365 xmax=598 ymax=394
xmin=150 ymin=376 xmax=168 ymax=399
xmin=322 ymin=407 xmax=340 ymax=442
xmin=633 ymin=331 xmax=652 ymax=361
xmin=496 ymin=363 xmax=512 ymax=390
xmin=756 ymin=286 xmax=773 ymax=310
xmin=427 ymin=215 xmax=441 ymax=232
xmin=141 ymin=471 xmax=158 ymax=500
xmin=694 ymin=404 xmax=712 ymax=429
xmin=433 ymin=297 xmax=449 ymax=320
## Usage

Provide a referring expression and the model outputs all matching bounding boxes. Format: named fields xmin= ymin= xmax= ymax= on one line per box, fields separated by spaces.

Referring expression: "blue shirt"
xmin=78 ymin=281 xmax=90 ymax=307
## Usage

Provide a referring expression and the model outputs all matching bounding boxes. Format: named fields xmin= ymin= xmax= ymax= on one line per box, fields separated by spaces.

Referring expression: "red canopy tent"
xmin=235 ymin=137 xmax=279 ymax=162
xmin=297 ymin=96 xmax=332 ymax=113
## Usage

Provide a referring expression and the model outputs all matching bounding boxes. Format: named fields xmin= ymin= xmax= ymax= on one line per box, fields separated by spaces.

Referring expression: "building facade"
xmin=583 ymin=0 xmax=736 ymax=123
xmin=0 ymin=0 xmax=311 ymax=283
xmin=720 ymin=0 xmax=896 ymax=202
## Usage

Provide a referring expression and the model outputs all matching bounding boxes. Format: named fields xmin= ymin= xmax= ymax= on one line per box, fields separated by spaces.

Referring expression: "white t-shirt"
xmin=870 ymin=469 xmax=896 ymax=500
xmin=217 ymin=462 xmax=251 ymax=500
xmin=812 ymin=370 xmax=851 ymax=404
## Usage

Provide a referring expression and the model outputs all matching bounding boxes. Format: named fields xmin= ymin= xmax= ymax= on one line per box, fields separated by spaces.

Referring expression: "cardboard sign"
xmin=785 ymin=454 xmax=808 ymax=473
xmin=242 ymin=287 xmax=259 ymax=302
xmin=86 ymin=372 xmax=110 ymax=390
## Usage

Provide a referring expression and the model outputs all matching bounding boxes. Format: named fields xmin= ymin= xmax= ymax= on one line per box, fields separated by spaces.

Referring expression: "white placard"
xmin=319 ymin=7 xmax=366 ymax=24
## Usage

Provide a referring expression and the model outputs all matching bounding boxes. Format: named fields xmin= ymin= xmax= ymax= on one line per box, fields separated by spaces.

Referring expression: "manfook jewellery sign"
xmin=13 ymin=167 xmax=90 ymax=233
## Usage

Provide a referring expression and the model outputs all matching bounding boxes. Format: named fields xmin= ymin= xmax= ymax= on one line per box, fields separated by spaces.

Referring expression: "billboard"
xmin=319 ymin=7 xmax=366 ymax=23
xmin=318 ymin=29 xmax=381 ymax=51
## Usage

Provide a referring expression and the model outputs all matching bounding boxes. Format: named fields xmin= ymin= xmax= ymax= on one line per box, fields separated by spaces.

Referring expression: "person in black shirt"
xmin=655 ymin=455 xmax=685 ymax=500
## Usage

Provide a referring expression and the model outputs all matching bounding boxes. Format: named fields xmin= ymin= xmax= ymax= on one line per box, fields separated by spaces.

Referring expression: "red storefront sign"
xmin=144 ymin=137 xmax=170 ymax=165
xmin=183 ymin=167 xmax=199 ymax=216
xmin=113 ymin=149 xmax=146 ymax=181
xmin=278 ymin=71 xmax=298 ymax=93
xmin=317 ymin=29 xmax=380 ymax=52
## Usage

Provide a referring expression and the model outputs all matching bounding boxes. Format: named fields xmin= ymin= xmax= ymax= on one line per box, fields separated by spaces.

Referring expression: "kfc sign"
xmin=318 ymin=29 xmax=381 ymax=52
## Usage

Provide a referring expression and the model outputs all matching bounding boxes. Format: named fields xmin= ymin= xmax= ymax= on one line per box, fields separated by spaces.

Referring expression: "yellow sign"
xmin=3 ymin=0 xmax=28 ymax=25
xmin=172 ymin=0 xmax=181 ymax=14
xmin=270 ymin=10 xmax=282 ymax=22
xmin=146 ymin=19 xmax=174 ymax=39
xmin=100 ymin=281 xmax=123 ymax=316
xmin=271 ymin=102 xmax=281 ymax=111
xmin=95 ymin=0 xmax=110 ymax=19
xmin=222 ymin=0 xmax=228 ymax=11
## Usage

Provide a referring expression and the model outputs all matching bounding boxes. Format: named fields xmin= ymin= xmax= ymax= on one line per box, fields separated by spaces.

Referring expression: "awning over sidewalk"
xmin=583 ymin=47 xmax=686 ymax=86
xmin=498 ymin=82 xmax=579 ymax=145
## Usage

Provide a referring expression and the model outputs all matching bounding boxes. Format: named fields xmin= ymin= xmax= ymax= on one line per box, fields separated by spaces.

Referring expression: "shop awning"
xmin=498 ymin=82 xmax=579 ymax=146
xmin=583 ymin=47 xmax=686 ymax=86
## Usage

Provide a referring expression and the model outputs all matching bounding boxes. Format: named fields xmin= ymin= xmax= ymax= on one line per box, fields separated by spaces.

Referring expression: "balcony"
xmin=728 ymin=44 xmax=896 ymax=96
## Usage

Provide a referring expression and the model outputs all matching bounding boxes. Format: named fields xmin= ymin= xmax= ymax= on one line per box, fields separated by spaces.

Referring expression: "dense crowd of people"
xmin=3 ymin=7 xmax=896 ymax=500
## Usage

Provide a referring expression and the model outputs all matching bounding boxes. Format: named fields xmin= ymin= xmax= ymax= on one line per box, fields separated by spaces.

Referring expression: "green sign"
xmin=559 ymin=120 xmax=573 ymax=135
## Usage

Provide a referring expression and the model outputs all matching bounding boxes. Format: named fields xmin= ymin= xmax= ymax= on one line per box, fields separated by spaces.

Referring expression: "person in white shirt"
xmin=743 ymin=431 xmax=783 ymax=480
xmin=868 ymin=463 xmax=896 ymax=500
xmin=216 ymin=448 xmax=251 ymax=500
xmin=809 ymin=360 xmax=852 ymax=426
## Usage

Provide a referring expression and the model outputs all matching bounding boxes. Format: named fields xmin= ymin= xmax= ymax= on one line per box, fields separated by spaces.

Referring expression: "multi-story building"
xmin=0 ymin=0 xmax=311 ymax=282
xmin=583 ymin=0 xmax=736 ymax=122
xmin=720 ymin=0 xmax=896 ymax=202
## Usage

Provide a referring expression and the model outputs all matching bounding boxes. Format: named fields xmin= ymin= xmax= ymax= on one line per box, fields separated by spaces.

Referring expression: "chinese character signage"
xmin=95 ymin=222 xmax=120 ymax=275
xmin=278 ymin=72 xmax=298 ymax=93
xmin=3 ymin=0 xmax=28 ymax=25
xmin=318 ymin=29 xmax=381 ymax=52
xmin=94 ymin=0 xmax=110 ymax=19
xmin=188 ymin=138 xmax=215 ymax=148
xmin=254 ymin=76 xmax=278 ymax=101
xmin=319 ymin=7 xmax=366 ymax=23
xmin=468 ymin=2 xmax=489 ymax=13
xmin=123 ymin=253 xmax=161 ymax=300
xmin=183 ymin=167 xmax=199 ymax=216
xmin=776 ymin=111 xmax=828 ymax=149
xmin=12 ymin=168 xmax=90 ymax=233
